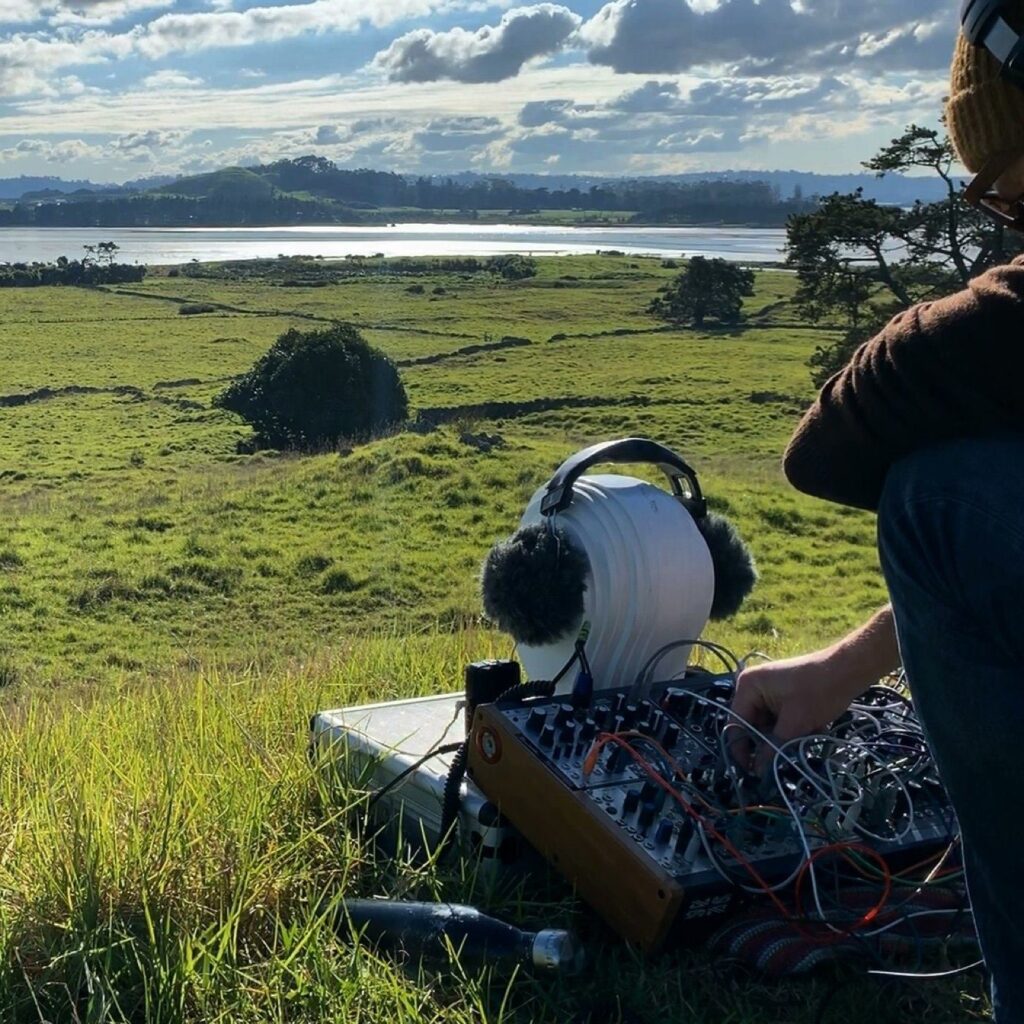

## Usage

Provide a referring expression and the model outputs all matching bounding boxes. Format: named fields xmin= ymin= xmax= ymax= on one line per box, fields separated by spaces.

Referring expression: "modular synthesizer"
xmin=467 ymin=671 xmax=958 ymax=951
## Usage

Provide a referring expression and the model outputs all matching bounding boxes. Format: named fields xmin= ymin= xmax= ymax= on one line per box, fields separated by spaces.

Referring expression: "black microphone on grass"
xmin=338 ymin=899 xmax=584 ymax=974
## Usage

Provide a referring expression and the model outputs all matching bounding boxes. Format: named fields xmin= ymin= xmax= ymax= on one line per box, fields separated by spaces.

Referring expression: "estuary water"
xmin=0 ymin=224 xmax=788 ymax=265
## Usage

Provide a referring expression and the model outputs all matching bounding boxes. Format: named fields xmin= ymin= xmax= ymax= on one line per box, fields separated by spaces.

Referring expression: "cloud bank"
xmin=375 ymin=4 xmax=582 ymax=83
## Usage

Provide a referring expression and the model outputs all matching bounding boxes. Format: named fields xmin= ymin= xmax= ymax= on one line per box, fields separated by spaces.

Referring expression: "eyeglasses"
xmin=964 ymin=149 xmax=1024 ymax=230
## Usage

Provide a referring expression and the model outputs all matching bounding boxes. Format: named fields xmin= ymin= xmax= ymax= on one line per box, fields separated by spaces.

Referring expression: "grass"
xmin=0 ymin=255 xmax=985 ymax=1021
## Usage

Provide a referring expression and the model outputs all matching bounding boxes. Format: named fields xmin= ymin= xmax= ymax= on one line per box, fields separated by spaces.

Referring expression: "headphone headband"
xmin=539 ymin=437 xmax=707 ymax=521
xmin=961 ymin=0 xmax=1024 ymax=88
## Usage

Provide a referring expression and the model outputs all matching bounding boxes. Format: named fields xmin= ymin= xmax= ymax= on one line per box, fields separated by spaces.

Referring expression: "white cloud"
xmin=0 ymin=0 xmax=173 ymax=26
xmin=133 ymin=0 xmax=467 ymax=60
xmin=115 ymin=128 xmax=188 ymax=150
xmin=314 ymin=124 xmax=346 ymax=145
xmin=581 ymin=0 xmax=956 ymax=75
xmin=414 ymin=114 xmax=504 ymax=149
xmin=373 ymin=4 xmax=582 ymax=83
xmin=141 ymin=69 xmax=204 ymax=88
xmin=0 ymin=31 xmax=131 ymax=96
xmin=0 ymin=136 xmax=106 ymax=162
xmin=0 ymin=0 xmax=505 ymax=97
xmin=49 ymin=0 xmax=175 ymax=27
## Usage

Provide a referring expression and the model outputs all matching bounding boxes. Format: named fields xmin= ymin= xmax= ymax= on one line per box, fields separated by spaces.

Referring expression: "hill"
xmin=149 ymin=165 xmax=274 ymax=201
xmin=2 ymin=157 xmax=955 ymax=228
xmin=0 ymin=175 xmax=112 ymax=199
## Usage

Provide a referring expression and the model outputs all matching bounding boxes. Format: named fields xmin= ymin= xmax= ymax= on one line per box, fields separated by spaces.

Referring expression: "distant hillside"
xmin=0 ymin=176 xmax=112 ymax=200
xmin=4 ymin=155 xmax=955 ymax=229
xmin=431 ymin=169 xmax=962 ymax=206
xmin=122 ymin=174 xmax=177 ymax=191
xmin=149 ymin=167 xmax=274 ymax=201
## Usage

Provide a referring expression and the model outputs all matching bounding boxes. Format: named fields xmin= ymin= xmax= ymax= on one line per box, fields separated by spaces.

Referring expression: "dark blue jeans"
xmin=878 ymin=434 xmax=1024 ymax=1023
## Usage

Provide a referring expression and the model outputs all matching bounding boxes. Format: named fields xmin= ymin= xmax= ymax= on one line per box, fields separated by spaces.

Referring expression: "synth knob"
xmin=638 ymin=801 xmax=656 ymax=831
xmin=612 ymin=693 xmax=627 ymax=715
xmin=664 ymin=689 xmax=687 ymax=713
xmin=539 ymin=724 xmax=556 ymax=748
xmin=611 ymin=715 xmax=626 ymax=735
xmin=714 ymin=776 xmax=734 ymax=800
xmin=662 ymin=723 xmax=680 ymax=748
xmin=654 ymin=818 xmax=674 ymax=846
xmin=623 ymin=789 xmax=641 ymax=815
xmin=646 ymin=709 xmax=664 ymax=735
xmin=675 ymin=819 xmax=695 ymax=857
xmin=579 ymin=719 xmax=596 ymax=743
xmin=554 ymin=703 xmax=574 ymax=727
xmin=559 ymin=724 xmax=576 ymax=745
xmin=526 ymin=707 xmax=547 ymax=734
xmin=623 ymin=703 xmax=639 ymax=726
xmin=711 ymin=680 xmax=733 ymax=702
xmin=606 ymin=746 xmax=626 ymax=771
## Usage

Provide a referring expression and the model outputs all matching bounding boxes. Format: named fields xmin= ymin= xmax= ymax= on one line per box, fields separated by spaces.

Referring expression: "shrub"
xmin=295 ymin=553 xmax=333 ymax=577
xmin=179 ymin=303 xmax=218 ymax=315
xmin=0 ymin=549 xmax=23 ymax=570
xmin=405 ymin=284 xmax=425 ymax=294
xmin=214 ymin=324 xmax=408 ymax=450
xmin=485 ymin=254 xmax=537 ymax=280
xmin=0 ymin=658 xmax=18 ymax=688
xmin=321 ymin=568 xmax=362 ymax=594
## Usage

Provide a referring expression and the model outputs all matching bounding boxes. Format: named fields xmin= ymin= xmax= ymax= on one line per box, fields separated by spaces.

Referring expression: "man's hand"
xmin=730 ymin=655 xmax=861 ymax=774
xmin=728 ymin=606 xmax=900 ymax=774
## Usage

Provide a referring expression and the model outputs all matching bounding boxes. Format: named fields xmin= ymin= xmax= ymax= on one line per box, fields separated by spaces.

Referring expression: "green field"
xmin=0 ymin=256 xmax=980 ymax=1021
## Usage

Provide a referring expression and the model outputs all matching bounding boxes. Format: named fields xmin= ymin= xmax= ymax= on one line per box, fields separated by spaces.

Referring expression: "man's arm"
xmin=730 ymin=606 xmax=899 ymax=772
xmin=783 ymin=261 xmax=1024 ymax=511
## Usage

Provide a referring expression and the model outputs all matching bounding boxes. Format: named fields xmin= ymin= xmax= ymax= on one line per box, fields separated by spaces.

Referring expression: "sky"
xmin=0 ymin=0 xmax=963 ymax=183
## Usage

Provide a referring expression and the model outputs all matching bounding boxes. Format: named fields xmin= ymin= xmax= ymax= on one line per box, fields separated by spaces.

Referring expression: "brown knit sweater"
xmin=783 ymin=255 xmax=1024 ymax=511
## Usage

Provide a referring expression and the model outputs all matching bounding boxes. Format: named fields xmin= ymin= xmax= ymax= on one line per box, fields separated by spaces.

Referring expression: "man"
xmin=731 ymin=9 xmax=1024 ymax=1020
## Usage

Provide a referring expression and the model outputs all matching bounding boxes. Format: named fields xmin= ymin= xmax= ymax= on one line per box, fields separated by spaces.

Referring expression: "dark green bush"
xmin=295 ymin=553 xmax=333 ymax=577
xmin=215 ymin=323 xmax=408 ymax=450
xmin=179 ymin=303 xmax=218 ymax=315
xmin=0 ymin=549 xmax=23 ymax=570
xmin=322 ymin=568 xmax=362 ymax=594
xmin=485 ymin=254 xmax=537 ymax=280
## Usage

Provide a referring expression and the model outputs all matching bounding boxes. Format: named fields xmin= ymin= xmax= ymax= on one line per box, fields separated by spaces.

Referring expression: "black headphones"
xmin=539 ymin=437 xmax=707 ymax=521
xmin=961 ymin=0 xmax=1024 ymax=88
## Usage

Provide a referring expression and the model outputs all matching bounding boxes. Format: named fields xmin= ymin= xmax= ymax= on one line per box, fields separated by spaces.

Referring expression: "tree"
xmin=485 ymin=254 xmax=537 ymax=280
xmin=648 ymin=256 xmax=755 ymax=327
xmin=215 ymin=324 xmax=408 ymax=450
xmin=787 ymin=123 xmax=1024 ymax=385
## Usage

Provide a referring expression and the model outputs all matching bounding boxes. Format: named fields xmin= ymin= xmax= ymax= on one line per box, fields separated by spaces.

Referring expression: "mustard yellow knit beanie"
xmin=947 ymin=3 xmax=1024 ymax=171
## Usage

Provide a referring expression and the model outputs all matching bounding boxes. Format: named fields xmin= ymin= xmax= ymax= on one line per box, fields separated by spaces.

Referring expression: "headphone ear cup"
xmin=696 ymin=512 xmax=758 ymax=619
xmin=480 ymin=523 xmax=590 ymax=647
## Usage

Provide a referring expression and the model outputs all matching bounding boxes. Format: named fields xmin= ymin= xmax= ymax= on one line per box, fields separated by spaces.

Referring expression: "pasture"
xmin=0 ymin=255 xmax=977 ymax=1021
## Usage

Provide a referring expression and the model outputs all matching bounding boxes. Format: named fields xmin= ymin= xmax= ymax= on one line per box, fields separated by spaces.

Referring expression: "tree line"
xmin=0 ymin=242 xmax=145 ymax=287
xmin=2 ymin=157 xmax=816 ymax=229
xmin=0 ymin=192 xmax=350 ymax=229
xmin=261 ymin=157 xmax=816 ymax=223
